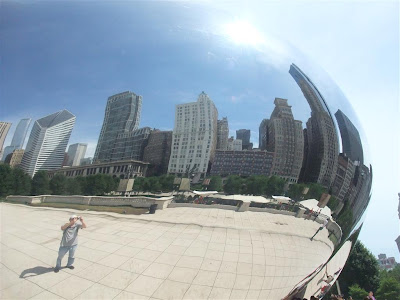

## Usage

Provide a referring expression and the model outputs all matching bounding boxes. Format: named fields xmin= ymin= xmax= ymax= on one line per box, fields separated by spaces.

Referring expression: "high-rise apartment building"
xmin=2 ymin=118 xmax=31 ymax=161
xmin=264 ymin=98 xmax=304 ymax=183
xmin=236 ymin=129 xmax=252 ymax=150
xmin=216 ymin=117 xmax=229 ymax=150
xmin=20 ymin=110 xmax=75 ymax=177
xmin=290 ymin=64 xmax=339 ymax=188
xmin=0 ymin=122 xmax=12 ymax=160
xmin=94 ymin=91 xmax=142 ymax=162
xmin=168 ymin=92 xmax=218 ymax=178
xmin=67 ymin=143 xmax=88 ymax=166
xmin=143 ymin=130 xmax=173 ymax=176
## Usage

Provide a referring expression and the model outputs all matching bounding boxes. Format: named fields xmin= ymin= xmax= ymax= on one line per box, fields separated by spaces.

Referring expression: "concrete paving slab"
xmin=0 ymin=202 xmax=334 ymax=299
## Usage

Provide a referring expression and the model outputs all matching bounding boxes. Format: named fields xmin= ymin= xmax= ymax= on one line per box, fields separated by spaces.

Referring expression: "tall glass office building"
xmin=94 ymin=91 xmax=142 ymax=163
xmin=1 ymin=118 xmax=31 ymax=161
xmin=20 ymin=110 xmax=75 ymax=177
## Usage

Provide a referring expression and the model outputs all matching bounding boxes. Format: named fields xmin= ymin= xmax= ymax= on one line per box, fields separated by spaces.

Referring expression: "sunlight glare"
xmin=223 ymin=21 xmax=264 ymax=45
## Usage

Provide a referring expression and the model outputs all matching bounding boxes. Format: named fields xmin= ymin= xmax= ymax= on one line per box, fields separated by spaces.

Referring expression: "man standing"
xmin=54 ymin=215 xmax=87 ymax=273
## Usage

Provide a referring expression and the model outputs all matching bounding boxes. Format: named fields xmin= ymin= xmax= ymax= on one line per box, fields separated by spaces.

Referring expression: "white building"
xmin=168 ymin=92 xmax=218 ymax=178
xmin=21 ymin=110 xmax=76 ymax=177
xmin=67 ymin=143 xmax=87 ymax=166
xmin=227 ymin=136 xmax=242 ymax=151
xmin=0 ymin=122 xmax=12 ymax=160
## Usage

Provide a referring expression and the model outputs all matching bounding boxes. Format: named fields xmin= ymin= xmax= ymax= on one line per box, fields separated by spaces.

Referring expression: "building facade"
xmin=49 ymin=159 xmax=149 ymax=179
xmin=112 ymin=127 xmax=152 ymax=162
xmin=377 ymin=254 xmax=397 ymax=270
xmin=335 ymin=109 xmax=364 ymax=165
xmin=259 ymin=119 xmax=268 ymax=150
xmin=264 ymin=98 xmax=304 ymax=184
xmin=0 ymin=122 xmax=12 ymax=160
xmin=290 ymin=64 xmax=339 ymax=188
xmin=20 ymin=110 xmax=75 ymax=177
xmin=168 ymin=92 xmax=218 ymax=178
xmin=210 ymin=150 xmax=274 ymax=176
xmin=4 ymin=149 xmax=25 ymax=168
xmin=67 ymin=143 xmax=88 ymax=166
xmin=2 ymin=118 xmax=31 ymax=161
xmin=94 ymin=91 xmax=142 ymax=162
xmin=143 ymin=130 xmax=172 ymax=176
xmin=216 ymin=117 xmax=229 ymax=150
xmin=236 ymin=129 xmax=252 ymax=150
xmin=227 ymin=137 xmax=242 ymax=151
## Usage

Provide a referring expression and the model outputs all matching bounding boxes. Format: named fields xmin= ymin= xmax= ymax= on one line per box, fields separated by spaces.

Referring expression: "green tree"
xmin=10 ymin=168 xmax=31 ymax=195
xmin=208 ymin=176 xmax=223 ymax=191
xmin=133 ymin=177 xmax=145 ymax=191
xmin=0 ymin=164 xmax=12 ymax=196
xmin=223 ymin=175 xmax=243 ymax=194
xmin=348 ymin=284 xmax=368 ymax=300
xmin=376 ymin=277 xmax=400 ymax=300
xmin=304 ymin=183 xmax=326 ymax=200
xmin=327 ymin=196 xmax=339 ymax=211
xmin=49 ymin=174 xmax=67 ymax=195
xmin=337 ymin=241 xmax=380 ymax=296
xmin=31 ymin=170 xmax=50 ymax=195
xmin=264 ymin=175 xmax=285 ymax=196
xmin=84 ymin=174 xmax=107 ymax=195
xmin=159 ymin=175 xmax=174 ymax=192
xmin=65 ymin=177 xmax=83 ymax=195
xmin=287 ymin=183 xmax=307 ymax=201
xmin=244 ymin=176 xmax=269 ymax=195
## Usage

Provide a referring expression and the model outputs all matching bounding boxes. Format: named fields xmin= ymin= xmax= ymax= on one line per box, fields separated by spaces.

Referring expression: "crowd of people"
xmin=292 ymin=290 xmax=376 ymax=300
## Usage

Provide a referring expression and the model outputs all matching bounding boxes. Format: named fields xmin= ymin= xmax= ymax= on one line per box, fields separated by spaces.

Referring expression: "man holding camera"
xmin=54 ymin=215 xmax=87 ymax=273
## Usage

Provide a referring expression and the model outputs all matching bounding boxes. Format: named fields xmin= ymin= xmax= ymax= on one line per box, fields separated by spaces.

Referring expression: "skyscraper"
xmin=168 ymin=92 xmax=218 ymax=178
xmin=259 ymin=119 xmax=268 ymax=150
xmin=335 ymin=109 xmax=364 ymax=165
xmin=290 ymin=64 xmax=339 ymax=188
xmin=20 ymin=110 xmax=75 ymax=177
xmin=2 ymin=118 xmax=32 ymax=161
xmin=0 ymin=122 xmax=12 ymax=160
xmin=67 ymin=143 xmax=88 ymax=166
xmin=94 ymin=91 xmax=142 ymax=162
xmin=265 ymin=98 xmax=304 ymax=183
xmin=216 ymin=117 xmax=229 ymax=150
xmin=143 ymin=130 xmax=173 ymax=176
xmin=236 ymin=129 xmax=252 ymax=150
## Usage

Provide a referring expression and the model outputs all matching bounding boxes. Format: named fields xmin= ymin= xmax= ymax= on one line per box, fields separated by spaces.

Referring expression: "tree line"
xmin=0 ymin=164 xmax=119 ymax=197
xmin=334 ymin=241 xmax=400 ymax=300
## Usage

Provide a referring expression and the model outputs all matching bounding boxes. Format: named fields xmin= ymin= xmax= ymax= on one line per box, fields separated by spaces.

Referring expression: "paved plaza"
xmin=1 ymin=202 xmax=333 ymax=299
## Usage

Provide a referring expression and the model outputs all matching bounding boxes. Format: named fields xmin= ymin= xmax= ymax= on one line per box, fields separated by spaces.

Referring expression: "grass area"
xmin=30 ymin=202 xmax=148 ymax=215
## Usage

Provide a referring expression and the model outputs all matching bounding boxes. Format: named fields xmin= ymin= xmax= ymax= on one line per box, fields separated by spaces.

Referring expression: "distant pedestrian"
xmin=54 ymin=215 xmax=87 ymax=273
xmin=310 ymin=218 xmax=329 ymax=241
xmin=367 ymin=291 xmax=376 ymax=300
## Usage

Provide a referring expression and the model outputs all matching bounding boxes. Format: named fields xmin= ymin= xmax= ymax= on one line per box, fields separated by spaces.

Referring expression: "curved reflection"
xmin=11 ymin=2 xmax=372 ymax=299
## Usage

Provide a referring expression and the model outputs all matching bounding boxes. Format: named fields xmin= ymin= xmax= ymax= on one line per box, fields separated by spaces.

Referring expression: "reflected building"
xmin=227 ymin=136 xmax=242 ymax=151
xmin=94 ymin=91 xmax=142 ymax=162
xmin=290 ymin=64 xmax=339 ymax=188
xmin=236 ymin=129 xmax=252 ymax=150
xmin=0 ymin=122 xmax=12 ymax=160
xmin=143 ymin=130 xmax=172 ymax=176
xmin=168 ymin=92 xmax=218 ymax=178
xmin=211 ymin=149 xmax=274 ymax=176
xmin=335 ymin=109 xmax=364 ymax=165
xmin=259 ymin=119 xmax=268 ymax=150
xmin=66 ymin=143 xmax=87 ymax=166
xmin=2 ymin=118 xmax=31 ymax=161
xmin=261 ymin=98 xmax=304 ymax=183
xmin=20 ymin=110 xmax=75 ymax=177
xmin=4 ymin=149 xmax=24 ymax=168
xmin=216 ymin=117 xmax=229 ymax=150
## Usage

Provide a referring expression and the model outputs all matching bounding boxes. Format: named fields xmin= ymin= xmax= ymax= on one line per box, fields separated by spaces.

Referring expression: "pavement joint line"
xmin=2 ymin=202 xmax=334 ymax=251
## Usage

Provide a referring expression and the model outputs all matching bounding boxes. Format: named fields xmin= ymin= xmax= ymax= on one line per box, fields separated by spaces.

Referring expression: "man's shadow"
xmin=20 ymin=266 xmax=55 ymax=278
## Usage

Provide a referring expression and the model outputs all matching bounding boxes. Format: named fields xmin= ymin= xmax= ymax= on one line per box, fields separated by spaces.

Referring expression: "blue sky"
xmin=1 ymin=1 xmax=399 ymax=260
